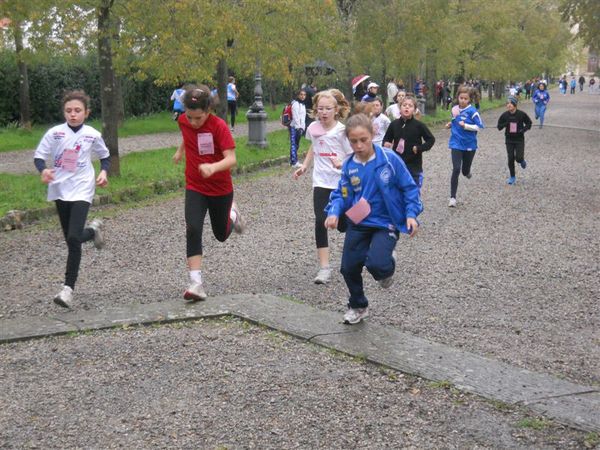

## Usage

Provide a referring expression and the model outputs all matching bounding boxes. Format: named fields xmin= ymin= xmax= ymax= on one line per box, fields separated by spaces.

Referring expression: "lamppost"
xmin=246 ymin=63 xmax=268 ymax=148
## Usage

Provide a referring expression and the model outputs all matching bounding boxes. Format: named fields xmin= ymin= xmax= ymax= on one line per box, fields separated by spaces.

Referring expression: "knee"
xmin=66 ymin=234 xmax=82 ymax=248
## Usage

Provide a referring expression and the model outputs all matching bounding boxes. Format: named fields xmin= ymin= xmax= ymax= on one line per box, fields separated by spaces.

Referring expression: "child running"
xmin=289 ymin=89 xmax=307 ymax=169
xmin=324 ymin=113 xmax=422 ymax=324
xmin=382 ymin=94 xmax=435 ymax=188
xmin=531 ymin=81 xmax=550 ymax=128
xmin=173 ymin=85 xmax=245 ymax=301
xmin=33 ymin=90 xmax=110 ymax=308
xmin=497 ymin=96 xmax=532 ymax=185
xmin=445 ymin=85 xmax=484 ymax=207
xmin=293 ymin=89 xmax=352 ymax=284
xmin=370 ymin=98 xmax=391 ymax=147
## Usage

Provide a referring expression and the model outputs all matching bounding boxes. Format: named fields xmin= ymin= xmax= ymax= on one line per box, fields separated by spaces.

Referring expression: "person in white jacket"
xmin=289 ymin=89 xmax=307 ymax=168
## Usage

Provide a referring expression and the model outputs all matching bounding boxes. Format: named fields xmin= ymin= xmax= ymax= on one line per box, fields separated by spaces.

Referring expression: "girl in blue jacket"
xmin=325 ymin=113 xmax=422 ymax=325
xmin=532 ymin=82 xmax=550 ymax=129
xmin=445 ymin=86 xmax=484 ymax=207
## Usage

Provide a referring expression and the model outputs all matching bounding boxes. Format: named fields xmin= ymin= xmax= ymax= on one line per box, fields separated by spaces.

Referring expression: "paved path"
xmin=0 ymin=120 xmax=285 ymax=174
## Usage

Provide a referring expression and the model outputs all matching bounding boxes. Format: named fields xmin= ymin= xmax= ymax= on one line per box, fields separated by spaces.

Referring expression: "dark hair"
xmin=182 ymin=85 xmax=214 ymax=111
xmin=345 ymin=113 xmax=373 ymax=136
xmin=62 ymin=90 xmax=91 ymax=111
xmin=295 ymin=89 xmax=306 ymax=99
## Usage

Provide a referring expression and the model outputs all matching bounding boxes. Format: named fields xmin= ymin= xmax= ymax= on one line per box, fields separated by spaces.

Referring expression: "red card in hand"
xmin=345 ymin=197 xmax=371 ymax=224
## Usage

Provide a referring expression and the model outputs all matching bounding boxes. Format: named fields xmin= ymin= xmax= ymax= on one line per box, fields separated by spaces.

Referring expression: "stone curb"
xmin=1 ymin=294 xmax=598 ymax=433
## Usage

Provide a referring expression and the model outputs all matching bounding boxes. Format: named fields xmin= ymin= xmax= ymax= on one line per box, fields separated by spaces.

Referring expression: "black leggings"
xmin=506 ymin=142 xmax=525 ymax=177
xmin=55 ymin=200 xmax=94 ymax=289
xmin=227 ymin=100 xmax=237 ymax=128
xmin=450 ymin=149 xmax=476 ymax=198
xmin=313 ymin=187 xmax=346 ymax=249
xmin=185 ymin=189 xmax=234 ymax=258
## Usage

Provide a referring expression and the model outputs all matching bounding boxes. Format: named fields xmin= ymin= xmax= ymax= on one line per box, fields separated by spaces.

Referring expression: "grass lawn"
xmin=0 ymin=129 xmax=297 ymax=217
xmin=0 ymin=104 xmax=285 ymax=153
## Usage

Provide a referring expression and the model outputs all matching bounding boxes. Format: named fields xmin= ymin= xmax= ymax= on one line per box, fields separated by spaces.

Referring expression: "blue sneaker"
xmin=520 ymin=160 xmax=527 ymax=169
xmin=507 ymin=176 xmax=516 ymax=185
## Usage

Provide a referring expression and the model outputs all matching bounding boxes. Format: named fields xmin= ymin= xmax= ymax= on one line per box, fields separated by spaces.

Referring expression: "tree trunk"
xmin=216 ymin=58 xmax=228 ymax=120
xmin=13 ymin=21 xmax=31 ymax=130
xmin=98 ymin=0 xmax=120 ymax=176
xmin=425 ymin=48 xmax=437 ymax=114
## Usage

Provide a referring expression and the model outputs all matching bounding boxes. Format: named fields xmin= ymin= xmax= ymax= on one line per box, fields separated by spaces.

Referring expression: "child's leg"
xmin=514 ymin=141 xmax=525 ymax=166
xmin=461 ymin=151 xmax=476 ymax=177
xmin=450 ymin=149 xmax=462 ymax=198
xmin=207 ymin=192 xmax=235 ymax=242
xmin=313 ymin=187 xmax=332 ymax=255
xmin=340 ymin=225 xmax=372 ymax=309
xmin=539 ymin=105 xmax=546 ymax=126
xmin=506 ymin=143 xmax=516 ymax=178
xmin=289 ymin=126 xmax=299 ymax=165
xmin=364 ymin=229 xmax=398 ymax=282
xmin=185 ymin=189 xmax=210 ymax=262
xmin=55 ymin=200 xmax=92 ymax=289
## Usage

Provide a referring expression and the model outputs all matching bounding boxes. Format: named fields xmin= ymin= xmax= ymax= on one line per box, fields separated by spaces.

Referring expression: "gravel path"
xmin=0 ymin=120 xmax=285 ymax=174
xmin=1 ymin=89 xmax=598 ymax=391
xmin=0 ymin=318 xmax=589 ymax=448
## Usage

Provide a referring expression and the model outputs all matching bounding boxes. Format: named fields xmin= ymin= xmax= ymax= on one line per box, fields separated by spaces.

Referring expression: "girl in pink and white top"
xmin=293 ymin=89 xmax=353 ymax=284
xmin=33 ymin=90 xmax=110 ymax=308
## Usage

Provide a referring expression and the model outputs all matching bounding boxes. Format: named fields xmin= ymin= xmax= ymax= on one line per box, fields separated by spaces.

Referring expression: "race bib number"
xmin=345 ymin=197 xmax=371 ymax=225
xmin=509 ymin=122 xmax=517 ymax=133
xmin=62 ymin=148 xmax=79 ymax=172
xmin=397 ymin=138 xmax=405 ymax=154
xmin=198 ymin=133 xmax=215 ymax=155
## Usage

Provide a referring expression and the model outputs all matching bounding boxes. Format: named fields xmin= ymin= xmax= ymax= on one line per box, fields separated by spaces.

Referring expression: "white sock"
xmin=230 ymin=209 xmax=237 ymax=223
xmin=189 ymin=270 xmax=202 ymax=284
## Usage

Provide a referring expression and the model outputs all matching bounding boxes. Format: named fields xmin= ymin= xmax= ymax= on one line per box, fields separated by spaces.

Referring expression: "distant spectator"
xmin=226 ymin=76 xmax=239 ymax=131
xmin=589 ymin=77 xmax=596 ymax=94
xmin=386 ymin=78 xmax=399 ymax=106
xmin=362 ymin=82 xmax=380 ymax=102
xmin=578 ymin=75 xmax=585 ymax=92
xmin=570 ymin=77 xmax=577 ymax=94
xmin=170 ymin=84 xmax=185 ymax=121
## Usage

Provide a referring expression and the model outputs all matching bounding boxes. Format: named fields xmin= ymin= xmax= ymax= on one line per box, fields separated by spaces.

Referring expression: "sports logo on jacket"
xmin=380 ymin=167 xmax=391 ymax=185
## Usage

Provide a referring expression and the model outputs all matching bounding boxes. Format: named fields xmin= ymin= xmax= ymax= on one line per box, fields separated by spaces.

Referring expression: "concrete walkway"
xmin=2 ymin=294 xmax=598 ymax=433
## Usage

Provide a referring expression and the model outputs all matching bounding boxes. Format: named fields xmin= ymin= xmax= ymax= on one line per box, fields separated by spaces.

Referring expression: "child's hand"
xmin=445 ymin=122 xmax=451 ymax=129
xmin=406 ymin=218 xmax=418 ymax=237
xmin=173 ymin=149 xmax=183 ymax=164
xmin=199 ymin=163 xmax=215 ymax=178
xmin=412 ymin=145 xmax=418 ymax=154
xmin=383 ymin=142 xmax=393 ymax=148
xmin=293 ymin=165 xmax=306 ymax=180
xmin=459 ymin=120 xmax=465 ymax=128
xmin=324 ymin=216 xmax=338 ymax=229
xmin=96 ymin=170 xmax=108 ymax=187
xmin=330 ymin=157 xmax=342 ymax=169
xmin=41 ymin=168 xmax=55 ymax=184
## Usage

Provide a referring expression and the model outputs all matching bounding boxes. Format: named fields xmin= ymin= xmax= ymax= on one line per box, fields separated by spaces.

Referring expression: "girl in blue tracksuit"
xmin=445 ymin=86 xmax=484 ymax=207
xmin=532 ymin=82 xmax=550 ymax=128
xmin=325 ymin=113 xmax=422 ymax=325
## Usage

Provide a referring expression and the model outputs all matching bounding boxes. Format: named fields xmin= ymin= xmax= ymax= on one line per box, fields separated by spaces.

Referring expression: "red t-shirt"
xmin=178 ymin=113 xmax=236 ymax=196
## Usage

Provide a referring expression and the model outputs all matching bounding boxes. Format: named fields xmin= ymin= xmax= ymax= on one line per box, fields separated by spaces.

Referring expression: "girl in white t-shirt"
xmin=33 ymin=90 xmax=110 ymax=308
xmin=293 ymin=89 xmax=352 ymax=284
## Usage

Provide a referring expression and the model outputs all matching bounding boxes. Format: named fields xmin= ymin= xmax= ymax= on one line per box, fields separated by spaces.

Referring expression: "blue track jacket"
xmin=326 ymin=145 xmax=423 ymax=234
xmin=448 ymin=105 xmax=484 ymax=151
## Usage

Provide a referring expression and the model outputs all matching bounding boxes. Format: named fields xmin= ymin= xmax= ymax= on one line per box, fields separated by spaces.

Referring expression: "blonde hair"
xmin=311 ymin=89 xmax=350 ymax=121
xmin=345 ymin=113 xmax=373 ymax=136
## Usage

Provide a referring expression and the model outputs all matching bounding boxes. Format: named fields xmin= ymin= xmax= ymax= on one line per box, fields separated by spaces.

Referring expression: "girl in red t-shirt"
xmin=173 ymin=86 xmax=245 ymax=301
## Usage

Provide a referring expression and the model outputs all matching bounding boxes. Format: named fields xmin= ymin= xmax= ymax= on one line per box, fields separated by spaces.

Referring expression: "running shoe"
xmin=379 ymin=251 xmax=397 ymax=289
xmin=314 ymin=267 xmax=332 ymax=284
xmin=520 ymin=160 xmax=527 ymax=169
xmin=507 ymin=176 xmax=516 ymax=185
xmin=448 ymin=198 xmax=457 ymax=207
xmin=183 ymin=282 xmax=207 ymax=301
xmin=53 ymin=285 xmax=73 ymax=308
xmin=89 ymin=219 xmax=105 ymax=249
xmin=343 ymin=307 xmax=369 ymax=325
xmin=465 ymin=172 xmax=472 ymax=179
xmin=231 ymin=202 xmax=246 ymax=234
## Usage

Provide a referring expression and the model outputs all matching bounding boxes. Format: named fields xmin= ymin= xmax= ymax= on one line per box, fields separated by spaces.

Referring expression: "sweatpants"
xmin=450 ymin=149 xmax=476 ymax=198
xmin=340 ymin=224 xmax=398 ymax=309
xmin=55 ymin=200 xmax=94 ymax=289
xmin=185 ymin=189 xmax=234 ymax=257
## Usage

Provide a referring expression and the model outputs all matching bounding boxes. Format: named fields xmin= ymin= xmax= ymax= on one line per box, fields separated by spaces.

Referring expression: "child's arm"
xmin=497 ymin=112 xmax=508 ymax=130
xmin=522 ymin=112 xmax=532 ymax=132
xmin=413 ymin=123 xmax=435 ymax=154
xmin=324 ymin=172 xmax=352 ymax=229
xmin=199 ymin=148 xmax=236 ymax=178
xmin=294 ymin=145 xmax=313 ymax=179
xmin=173 ymin=142 xmax=185 ymax=164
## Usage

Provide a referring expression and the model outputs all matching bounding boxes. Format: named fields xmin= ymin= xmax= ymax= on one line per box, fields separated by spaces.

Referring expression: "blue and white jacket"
xmin=532 ymin=89 xmax=550 ymax=105
xmin=449 ymin=105 xmax=484 ymax=151
xmin=326 ymin=145 xmax=422 ymax=234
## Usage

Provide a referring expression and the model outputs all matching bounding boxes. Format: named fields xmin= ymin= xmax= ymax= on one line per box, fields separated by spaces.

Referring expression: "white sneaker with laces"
xmin=231 ymin=202 xmax=246 ymax=234
xmin=343 ymin=307 xmax=369 ymax=324
xmin=183 ymin=282 xmax=207 ymax=301
xmin=448 ymin=198 xmax=457 ymax=207
xmin=89 ymin=219 xmax=105 ymax=249
xmin=314 ymin=267 xmax=332 ymax=284
xmin=379 ymin=251 xmax=397 ymax=289
xmin=53 ymin=285 xmax=73 ymax=308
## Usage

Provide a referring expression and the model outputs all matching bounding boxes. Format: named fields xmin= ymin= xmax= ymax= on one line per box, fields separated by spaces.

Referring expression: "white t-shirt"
xmin=386 ymin=103 xmax=401 ymax=120
xmin=306 ymin=121 xmax=353 ymax=189
xmin=372 ymin=114 xmax=391 ymax=147
xmin=34 ymin=123 xmax=110 ymax=204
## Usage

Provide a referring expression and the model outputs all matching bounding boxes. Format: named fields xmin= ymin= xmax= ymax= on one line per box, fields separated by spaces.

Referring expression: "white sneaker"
xmin=378 ymin=251 xmax=397 ymax=288
xmin=448 ymin=198 xmax=457 ymax=207
xmin=293 ymin=162 xmax=303 ymax=169
xmin=314 ymin=267 xmax=332 ymax=284
xmin=343 ymin=307 xmax=369 ymax=324
xmin=89 ymin=219 xmax=105 ymax=249
xmin=53 ymin=285 xmax=73 ymax=308
xmin=231 ymin=202 xmax=246 ymax=234
xmin=183 ymin=282 xmax=207 ymax=301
